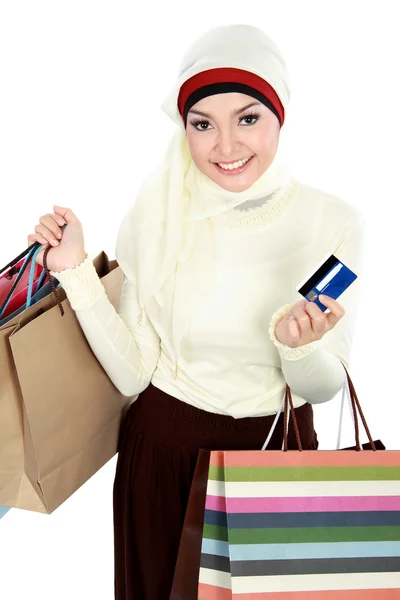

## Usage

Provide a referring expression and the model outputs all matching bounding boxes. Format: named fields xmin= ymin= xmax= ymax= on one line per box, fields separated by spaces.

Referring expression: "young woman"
xmin=28 ymin=24 xmax=364 ymax=600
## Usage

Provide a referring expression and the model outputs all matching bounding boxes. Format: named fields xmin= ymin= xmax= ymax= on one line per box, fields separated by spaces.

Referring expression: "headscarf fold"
xmin=116 ymin=24 xmax=292 ymax=357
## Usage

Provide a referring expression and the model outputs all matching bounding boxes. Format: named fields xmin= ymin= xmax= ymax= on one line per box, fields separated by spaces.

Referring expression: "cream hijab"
xmin=116 ymin=24 xmax=292 ymax=357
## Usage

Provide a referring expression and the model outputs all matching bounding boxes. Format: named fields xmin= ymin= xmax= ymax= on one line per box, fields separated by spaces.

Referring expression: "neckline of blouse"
xmin=210 ymin=179 xmax=298 ymax=231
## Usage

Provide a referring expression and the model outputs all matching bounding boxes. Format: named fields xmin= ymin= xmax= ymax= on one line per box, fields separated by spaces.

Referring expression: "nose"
xmin=216 ymin=127 xmax=240 ymax=158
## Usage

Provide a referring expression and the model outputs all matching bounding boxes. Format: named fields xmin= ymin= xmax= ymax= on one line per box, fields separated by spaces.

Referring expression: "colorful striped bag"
xmin=171 ymin=367 xmax=400 ymax=599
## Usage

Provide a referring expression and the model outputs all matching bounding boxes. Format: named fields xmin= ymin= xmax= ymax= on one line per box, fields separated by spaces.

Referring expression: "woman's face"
xmin=186 ymin=92 xmax=280 ymax=192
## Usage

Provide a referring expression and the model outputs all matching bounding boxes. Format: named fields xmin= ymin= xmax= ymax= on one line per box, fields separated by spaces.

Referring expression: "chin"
xmin=218 ymin=180 xmax=253 ymax=192
xmin=210 ymin=173 xmax=257 ymax=192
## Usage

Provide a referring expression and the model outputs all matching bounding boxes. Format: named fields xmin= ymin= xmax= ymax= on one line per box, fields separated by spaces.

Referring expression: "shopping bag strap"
xmin=36 ymin=225 xmax=67 ymax=316
xmin=0 ymin=243 xmax=37 ymax=277
xmin=262 ymin=364 xmax=376 ymax=452
xmin=25 ymin=245 xmax=45 ymax=308
xmin=282 ymin=384 xmax=303 ymax=451
xmin=0 ymin=245 xmax=37 ymax=318
xmin=0 ymin=233 xmax=65 ymax=319
xmin=261 ymin=395 xmax=286 ymax=451
xmin=261 ymin=385 xmax=303 ymax=452
xmin=41 ymin=244 xmax=64 ymax=316
xmin=337 ymin=370 xmax=357 ymax=450
xmin=342 ymin=364 xmax=376 ymax=451
xmin=26 ymin=246 xmax=48 ymax=308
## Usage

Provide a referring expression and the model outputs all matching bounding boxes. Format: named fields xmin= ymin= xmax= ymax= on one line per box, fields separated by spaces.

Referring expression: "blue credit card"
xmin=296 ymin=254 xmax=357 ymax=312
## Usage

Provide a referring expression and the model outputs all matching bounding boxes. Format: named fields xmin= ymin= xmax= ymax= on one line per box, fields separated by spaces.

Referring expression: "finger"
xmin=28 ymin=232 xmax=48 ymax=246
xmin=318 ymin=294 xmax=344 ymax=314
xmin=319 ymin=295 xmax=345 ymax=329
xmin=34 ymin=223 xmax=60 ymax=246
xmin=305 ymin=301 xmax=327 ymax=337
xmin=289 ymin=299 xmax=308 ymax=314
xmin=53 ymin=205 xmax=80 ymax=225
xmin=39 ymin=214 xmax=64 ymax=240
xmin=52 ymin=212 xmax=67 ymax=227
xmin=291 ymin=305 xmax=312 ymax=338
xmin=288 ymin=316 xmax=301 ymax=344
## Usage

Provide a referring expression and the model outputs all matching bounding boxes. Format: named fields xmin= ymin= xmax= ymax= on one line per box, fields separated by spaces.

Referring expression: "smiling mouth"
xmin=213 ymin=156 xmax=254 ymax=174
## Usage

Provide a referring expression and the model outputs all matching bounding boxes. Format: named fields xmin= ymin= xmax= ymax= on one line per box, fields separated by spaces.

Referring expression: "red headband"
xmin=177 ymin=67 xmax=285 ymax=126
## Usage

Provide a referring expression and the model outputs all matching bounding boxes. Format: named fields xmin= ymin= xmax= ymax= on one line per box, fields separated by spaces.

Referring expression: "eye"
xmin=239 ymin=113 xmax=260 ymax=126
xmin=190 ymin=119 xmax=212 ymax=131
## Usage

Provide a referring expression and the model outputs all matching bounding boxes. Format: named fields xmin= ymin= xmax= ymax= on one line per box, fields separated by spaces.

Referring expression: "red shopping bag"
xmin=0 ymin=251 xmax=44 ymax=319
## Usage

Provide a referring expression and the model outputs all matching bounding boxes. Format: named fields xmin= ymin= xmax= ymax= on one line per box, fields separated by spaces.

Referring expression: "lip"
xmin=213 ymin=156 xmax=254 ymax=175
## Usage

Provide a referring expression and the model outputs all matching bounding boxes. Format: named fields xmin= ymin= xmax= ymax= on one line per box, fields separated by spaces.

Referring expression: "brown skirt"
xmin=113 ymin=383 xmax=318 ymax=600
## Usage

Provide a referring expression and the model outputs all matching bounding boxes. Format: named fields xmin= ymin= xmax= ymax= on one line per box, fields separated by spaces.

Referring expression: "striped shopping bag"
xmin=199 ymin=450 xmax=400 ymax=598
xmin=171 ymin=367 xmax=400 ymax=599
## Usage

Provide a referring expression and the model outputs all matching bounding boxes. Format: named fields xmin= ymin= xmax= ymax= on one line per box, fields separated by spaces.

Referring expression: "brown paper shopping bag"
xmin=0 ymin=252 xmax=131 ymax=514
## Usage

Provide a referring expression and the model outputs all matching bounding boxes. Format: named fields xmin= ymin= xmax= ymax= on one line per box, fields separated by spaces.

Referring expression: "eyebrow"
xmin=188 ymin=101 xmax=261 ymax=119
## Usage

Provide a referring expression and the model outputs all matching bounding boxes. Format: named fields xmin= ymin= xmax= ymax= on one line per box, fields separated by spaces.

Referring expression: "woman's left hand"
xmin=275 ymin=295 xmax=345 ymax=348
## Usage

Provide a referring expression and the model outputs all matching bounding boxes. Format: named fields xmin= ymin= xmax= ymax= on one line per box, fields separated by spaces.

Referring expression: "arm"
xmin=51 ymin=250 xmax=161 ymax=399
xmin=269 ymin=211 xmax=366 ymax=403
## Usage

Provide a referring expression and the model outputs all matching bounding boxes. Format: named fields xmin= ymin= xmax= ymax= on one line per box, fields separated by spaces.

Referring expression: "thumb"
xmin=53 ymin=205 xmax=80 ymax=225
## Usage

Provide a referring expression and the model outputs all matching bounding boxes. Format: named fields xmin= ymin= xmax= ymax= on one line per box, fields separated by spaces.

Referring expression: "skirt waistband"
xmin=120 ymin=383 xmax=317 ymax=452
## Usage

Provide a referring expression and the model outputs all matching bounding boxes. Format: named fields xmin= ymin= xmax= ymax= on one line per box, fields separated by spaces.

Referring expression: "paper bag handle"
xmin=42 ymin=244 xmax=64 ymax=316
xmin=0 ymin=247 xmax=36 ymax=318
xmin=262 ymin=364 xmax=376 ymax=452
xmin=0 ymin=239 xmax=65 ymax=319
xmin=282 ymin=384 xmax=303 ymax=451
xmin=284 ymin=365 xmax=376 ymax=452
xmin=0 ymin=244 xmax=35 ymax=276
xmin=342 ymin=364 xmax=376 ymax=451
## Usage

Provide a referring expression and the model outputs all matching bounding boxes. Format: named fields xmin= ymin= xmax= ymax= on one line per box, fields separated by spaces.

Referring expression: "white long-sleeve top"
xmin=52 ymin=179 xmax=365 ymax=418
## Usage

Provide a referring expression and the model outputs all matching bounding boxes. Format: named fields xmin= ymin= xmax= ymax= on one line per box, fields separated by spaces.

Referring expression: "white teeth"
xmin=217 ymin=157 xmax=251 ymax=170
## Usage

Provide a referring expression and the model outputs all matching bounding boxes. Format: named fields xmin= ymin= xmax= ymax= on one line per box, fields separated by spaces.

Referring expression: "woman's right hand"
xmin=28 ymin=205 xmax=87 ymax=273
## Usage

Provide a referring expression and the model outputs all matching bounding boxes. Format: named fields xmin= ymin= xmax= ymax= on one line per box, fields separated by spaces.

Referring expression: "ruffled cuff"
xmin=269 ymin=303 xmax=320 ymax=361
xmin=50 ymin=254 xmax=106 ymax=311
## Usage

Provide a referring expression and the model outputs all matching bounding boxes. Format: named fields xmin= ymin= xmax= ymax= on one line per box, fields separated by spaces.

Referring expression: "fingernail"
xmin=51 ymin=239 xmax=59 ymax=246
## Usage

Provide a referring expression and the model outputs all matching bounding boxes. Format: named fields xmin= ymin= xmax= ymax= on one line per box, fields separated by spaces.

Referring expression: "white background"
xmin=1 ymin=1 xmax=399 ymax=598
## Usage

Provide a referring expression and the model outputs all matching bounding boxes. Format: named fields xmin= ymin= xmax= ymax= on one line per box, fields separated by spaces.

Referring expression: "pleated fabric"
xmin=113 ymin=383 xmax=318 ymax=599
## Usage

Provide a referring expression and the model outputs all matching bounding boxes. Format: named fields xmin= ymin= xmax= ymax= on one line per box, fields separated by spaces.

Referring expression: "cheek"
xmin=186 ymin=129 xmax=213 ymax=168
xmin=251 ymin=125 xmax=280 ymax=171
xmin=253 ymin=125 xmax=279 ymax=156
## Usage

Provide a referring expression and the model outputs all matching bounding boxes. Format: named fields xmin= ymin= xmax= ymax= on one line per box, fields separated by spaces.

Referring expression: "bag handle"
xmin=284 ymin=366 xmax=376 ymax=452
xmin=0 ymin=246 xmax=37 ymax=318
xmin=262 ymin=364 xmax=376 ymax=452
xmin=42 ymin=244 xmax=64 ymax=316
xmin=0 ymin=242 xmax=38 ymax=277
xmin=0 ymin=239 xmax=64 ymax=319
xmin=342 ymin=364 xmax=376 ymax=451
xmin=283 ymin=384 xmax=303 ymax=451
xmin=25 ymin=245 xmax=45 ymax=309
xmin=33 ymin=224 xmax=67 ymax=316
xmin=261 ymin=385 xmax=303 ymax=451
